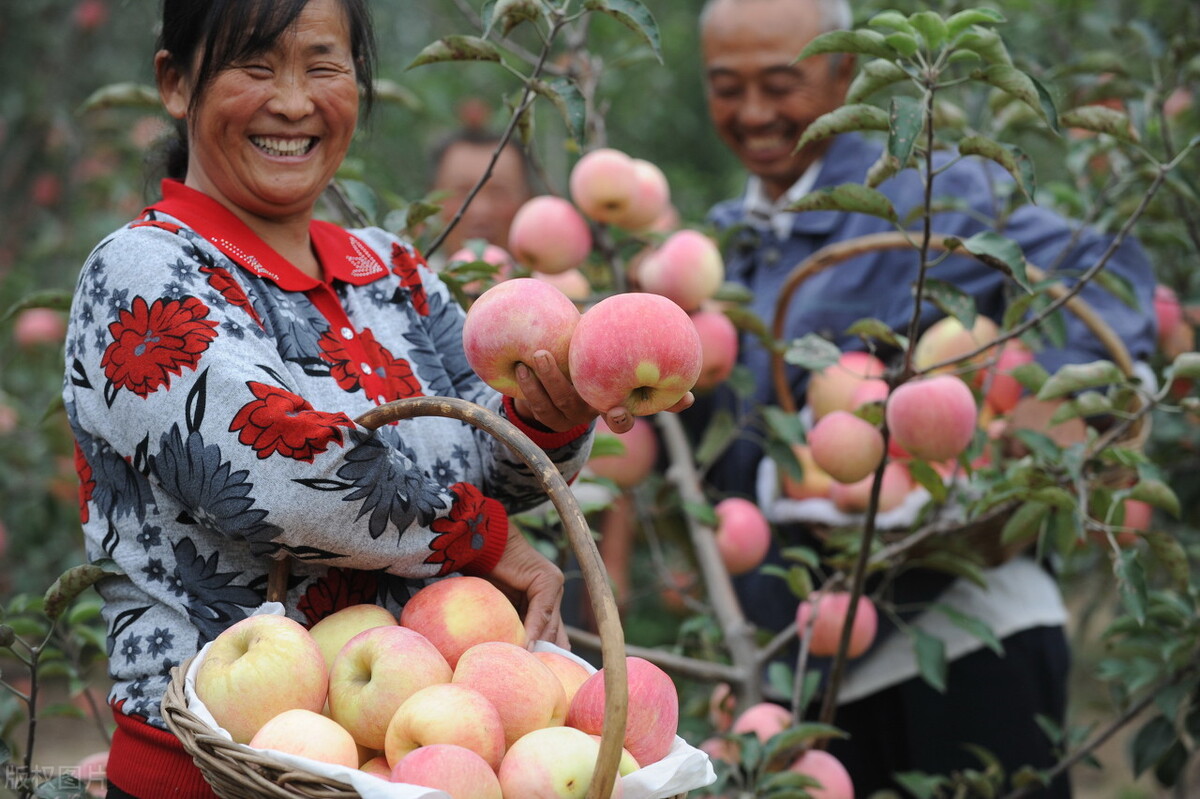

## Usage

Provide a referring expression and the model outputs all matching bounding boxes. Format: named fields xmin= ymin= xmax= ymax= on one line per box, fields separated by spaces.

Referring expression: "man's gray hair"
xmin=700 ymin=0 xmax=852 ymax=35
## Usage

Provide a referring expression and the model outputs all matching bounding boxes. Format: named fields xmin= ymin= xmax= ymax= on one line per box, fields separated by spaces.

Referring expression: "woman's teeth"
xmin=251 ymin=136 xmax=315 ymax=156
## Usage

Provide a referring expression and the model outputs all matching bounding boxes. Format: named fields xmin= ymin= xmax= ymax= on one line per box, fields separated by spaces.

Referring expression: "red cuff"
xmin=502 ymin=395 xmax=591 ymax=449
xmin=460 ymin=496 xmax=510 ymax=576
xmin=108 ymin=702 xmax=219 ymax=799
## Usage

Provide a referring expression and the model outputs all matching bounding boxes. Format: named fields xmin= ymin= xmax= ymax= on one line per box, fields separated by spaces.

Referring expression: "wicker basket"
xmin=162 ymin=396 xmax=688 ymax=799
xmin=767 ymin=231 xmax=1150 ymax=566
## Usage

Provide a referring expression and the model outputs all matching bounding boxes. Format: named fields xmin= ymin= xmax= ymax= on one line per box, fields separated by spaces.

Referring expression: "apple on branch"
xmin=885 ymin=375 xmax=979 ymax=463
xmin=789 ymin=748 xmax=856 ymax=799
xmin=508 ymin=195 xmax=593 ymax=274
xmin=690 ymin=308 xmax=739 ymax=391
xmin=587 ymin=416 xmax=659 ymax=489
xmin=611 ymin=158 xmax=671 ymax=232
xmin=569 ymin=147 xmax=639 ymax=225
xmin=637 ymin=229 xmax=725 ymax=313
xmin=806 ymin=351 xmax=887 ymax=422
xmin=713 ymin=496 xmax=771 ymax=576
xmin=807 ymin=410 xmax=885 ymax=485
xmin=796 ymin=591 xmax=878 ymax=659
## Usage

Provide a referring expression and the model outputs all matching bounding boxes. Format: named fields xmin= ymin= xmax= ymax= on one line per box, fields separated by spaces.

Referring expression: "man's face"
xmin=702 ymin=0 xmax=853 ymax=201
xmin=432 ymin=142 xmax=531 ymax=253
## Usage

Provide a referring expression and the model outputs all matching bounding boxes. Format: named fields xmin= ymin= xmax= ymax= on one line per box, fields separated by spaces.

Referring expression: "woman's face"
xmin=162 ymin=0 xmax=359 ymax=224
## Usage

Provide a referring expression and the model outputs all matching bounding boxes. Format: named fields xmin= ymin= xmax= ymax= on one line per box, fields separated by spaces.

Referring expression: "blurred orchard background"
xmin=1 ymin=0 xmax=1199 ymax=797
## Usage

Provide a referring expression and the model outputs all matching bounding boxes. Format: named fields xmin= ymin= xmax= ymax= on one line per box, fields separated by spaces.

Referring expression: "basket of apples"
xmin=161 ymin=267 xmax=717 ymax=798
xmin=763 ymin=232 xmax=1149 ymax=567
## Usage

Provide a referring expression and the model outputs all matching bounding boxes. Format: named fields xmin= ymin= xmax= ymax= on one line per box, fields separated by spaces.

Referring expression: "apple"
xmin=690 ymin=308 xmax=739 ymax=391
xmin=566 ymin=656 xmax=679 ymax=767
xmin=636 ymin=229 xmax=725 ymax=313
xmin=978 ymin=340 xmax=1034 ymax=415
xmin=0 ymin=402 xmax=17 ymax=435
xmin=533 ymin=267 xmax=592 ymax=304
xmin=779 ymin=444 xmax=834 ymax=501
xmin=569 ymin=148 xmax=639 ymax=224
xmin=698 ymin=736 xmax=738 ymax=765
xmin=731 ymin=702 xmax=792 ymax=742
xmin=828 ymin=461 xmax=913 ymax=515
xmin=587 ymin=416 xmax=659 ymax=488
xmin=568 ymin=292 xmax=703 ymax=416
xmin=885 ymin=375 xmax=978 ymax=462
xmin=383 ymin=682 xmax=506 ymax=770
xmin=360 ymin=754 xmax=391 ymax=777
xmin=508 ymin=195 xmax=593 ymax=274
xmin=708 ymin=682 xmax=736 ymax=733
xmin=535 ymin=650 xmax=594 ymax=707
xmin=1004 ymin=396 xmax=1087 ymax=451
xmin=1164 ymin=87 xmax=1193 ymax=119
xmin=807 ymin=410 xmax=885 ymax=485
xmin=307 ymin=603 xmax=397 ymax=673
xmin=194 ymin=614 xmax=328 ymax=744
xmin=795 ymin=591 xmax=878 ymax=659
xmin=327 ymin=625 xmax=452 ymax=750
xmin=848 ymin=378 xmax=889 ymax=409
xmin=447 ymin=243 xmax=515 ymax=294
xmin=498 ymin=726 xmax=623 ymax=799
xmin=789 ymin=748 xmax=855 ymax=799
xmin=912 ymin=315 xmax=999 ymax=375
xmin=248 ymin=708 xmax=359 ymax=769
xmin=13 ymin=308 xmax=67 ymax=348
xmin=452 ymin=640 xmax=568 ymax=748
xmin=586 ymin=734 xmax=641 ymax=775
xmin=461 ymin=277 xmax=581 ymax=400
xmin=611 ymin=159 xmax=671 ymax=232
xmin=1154 ymin=284 xmax=1184 ymax=341
xmin=391 ymin=744 xmax=503 ymax=799
xmin=399 ymin=575 xmax=526 ymax=668
xmin=806 ymin=351 xmax=887 ymax=421
xmin=713 ymin=496 xmax=771 ymax=576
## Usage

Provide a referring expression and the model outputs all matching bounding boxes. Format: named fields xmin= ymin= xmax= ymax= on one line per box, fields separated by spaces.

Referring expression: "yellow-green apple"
xmin=508 ymin=195 xmax=593 ymax=274
xmin=461 ymin=277 xmax=580 ymax=400
xmin=978 ymin=340 xmax=1034 ymax=415
xmin=307 ymin=603 xmax=397 ymax=673
xmin=247 ymin=708 xmax=359 ymax=769
xmin=359 ymin=754 xmax=391 ymax=778
xmin=14 ymin=308 xmax=67 ymax=348
xmin=587 ymin=734 xmax=641 ymax=775
xmin=569 ymin=147 xmax=639 ymax=225
xmin=637 ymin=230 xmax=725 ymax=313
xmin=391 ymin=744 xmax=503 ymax=799
xmin=566 ymin=656 xmax=679 ymax=767
xmin=611 ymin=158 xmax=671 ymax=232
xmin=399 ymin=575 xmax=526 ymax=668
xmin=383 ymin=682 xmax=506 ymax=770
xmin=568 ymin=292 xmax=702 ymax=416
xmin=789 ymin=748 xmax=855 ymax=799
xmin=587 ymin=416 xmax=659 ymax=488
xmin=886 ymin=375 xmax=979 ymax=462
xmin=731 ymin=702 xmax=792 ymax=742
xmin=828 ymin=461 xmax=912 ymax=515
xmin=498 ymin=726 xmax=622 ymax=799
xmin=452 ymin=641 xmax=568 ymax=748
xmin=327 ymin=625 xmax=452 ymax=750
xmin=912 ymin=315 xmax=999 ymax=375
xmin=533 ymin=267 xmax=592 ymax=305
xmin=690 ymin=308 xmax=739 ymax=391
xmin=194 ymin=614 xmax=328 ymax=744
xmin=806 ymin=351 xmax=887 ymax=421
xmin=779 ymin=444 xmax=834 ymax=501
xmin=796 ymin=591 xmax=878 ymax=658
xmin=535 ymin=650 xmax=593 ymax=707
xmin=713 ymin=496 xmax=771 ymax=576
xmin=807 ymin=410 xmax=885 ymax=485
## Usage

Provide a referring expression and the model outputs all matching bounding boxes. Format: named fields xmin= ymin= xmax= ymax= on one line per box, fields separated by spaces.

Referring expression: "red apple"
xmin=399 ymin=575 xmax=526 ymax=668
xmin=806 ymin=351 xmax=887 ymax=421
xmin=848 ymin=378 xmax=889 ymax=409
xmin=72 ymin=0 xmax=108 ymax=31
xmin=508 ymin=195 xmax=593 ymax=274
xmin=587 ymin=416 xmax=659 ymax=488
xmin=708 ymin=682 xmax=736 ymax=733
xmin=713 ymin=496 xmax=771 ymax=576
xmin=359 ymin=754 xmax=391 ymax=778
xmin=532 ymin=267 xmax=592 ymax=304
xmin=569 ymin=292 xmax=702 ymax=415
xmin=13 ymin=308 xmax=67 ymax=348
xmin=807 ymin=410 xmax=885 ymax=485
xmin=979 ymin=340 xmax=1035 ymax=415
xmin=391 ymin=744 xmax=503 ymax=799
xmin=249 ymin=708 xmax=359 ymax=769
xmin=383 ymin=682 xmax=506 ymax=770
xmin=828 ymin=460 xmax=912 ymax=514
xmin=566 ymin=655 xmax=679 ymax=767
xmin=795 ymin=592 xmax=878 ymax=659
xmin=789 ymin=748 xmax=855 ymax=799
xmin=462 ymin=277 xmax=580 ymax=400
xmin=569 ymin=148 xmax=639 ymax=225
xmin=690 ymin=308 xmax=739 ymax=391
xmin=448 ymin=243 xmax=515 ymax=294
xmin=611 ymin=159 xmax=671 ymax=232
xmin=730 ymin=702 xmax=792 ymax=742
xmin=886 ymin=375 xmax=978 ymax=462
xmin=452 ymin=641 xmax=568 ymax=748
xmin=637 ymin=229 xmax=725 ymax=313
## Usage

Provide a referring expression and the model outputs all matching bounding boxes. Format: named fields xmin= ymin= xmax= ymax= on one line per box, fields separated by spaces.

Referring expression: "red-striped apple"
xmin=383 ymin=682 xmax=505 ymax=770
xmin=806 ymin=351 xmax=886 ymax=421
xmin=570 ymin=148 xmax=639 ymax=225
xmin=637 ymin=229 xmax=725 ymax=313
xmin=566 ymin=656 xmax=679 ymax=767
xmin=808 ymin=410 xmax=885 ymax=484
xmin=452 ymin=641 xmax=568 ymax=748
xmin=399 ymin=575 xmax=526 ymax=668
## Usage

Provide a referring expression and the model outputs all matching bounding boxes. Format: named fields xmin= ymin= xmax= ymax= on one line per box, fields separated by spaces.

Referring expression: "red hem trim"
xmin=107 ymin=702 xmax=219 ymax=798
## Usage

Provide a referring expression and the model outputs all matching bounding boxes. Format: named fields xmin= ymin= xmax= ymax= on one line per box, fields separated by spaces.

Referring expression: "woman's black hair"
xmin=156 ymin=0 xmax=377 ymax=180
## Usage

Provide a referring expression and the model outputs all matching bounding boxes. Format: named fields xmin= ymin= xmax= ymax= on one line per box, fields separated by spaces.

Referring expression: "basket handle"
xmin=769 ymin=230 xmax=1136 ymax=416
xmin=270 ymin=396 xmax=627 ymax=799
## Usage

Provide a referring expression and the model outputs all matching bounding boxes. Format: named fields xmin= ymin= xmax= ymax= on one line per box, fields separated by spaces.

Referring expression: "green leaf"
xmin=1144 ymin=530 xmax=1189 ymax=593
xmin=485 ymin=0 xmax=546 ymax=38
xmin=911 ymin=627 xmax=947 ymax=692
xmin=844 ymin=317 xmax=908 ymax=350
xmin=1167 ymin=352 xmax=1200 ymax=381
xmin=784 ymin=184 xmax=898 ymax=223
xmin=958 ymin=231 xmax=1030 ymax=291
xmin=683 ymin=500 xmax=717 ymax=527
xmin=846 ymin=59 xmax=912 ymax=104
xmin=945 ymin=8 xmax=1005 ymax=37
xmin=1090 ymin=269 xmax=1139 ymax=309
xmin=895 ymin=771 xmax=948 ymax=799
xmin=1028 ymin=73 xmax=1061 ymax=134
xmin=795 ymin=105 xmax=891 ymax=152
xmin=1129 ymin=479 xmax=1181 ymax=519
xmin=909 ymin=11 xmax=948 ymax=50
xmin=931 ymin=603 xmax=1003 ymax=654
xmin=583 ymin=0 xmax=663 ymax=62
xmin=798 ymin=29 xmax=897 ymax=61
xmin=43 ymin=560 xmax=122 ymax=622
xmin=76 ymin=82 xmax=159 ymax=114
xmin=763 ymin=406 xmax=806 ymax=446
xmin=954 ymin=28 xmax=1012 ymax=65
xmin=694 ymin=409 xmax=738 ymax=467
xmin=1036 ymin=361 xmax=1125 ymax=400
xmin=1060 ymin=106 xmax=1140 ymax=144
xmin=920 ymin=279 xmax=977 ymax=331
xmin=973 ymin=65 xmax=1048 ymax=123
xmin=1 ymin=290 xmax=73 ymax=324
xmin=1050 ymin=392 xmax=1112 ymax=424
xmin=957 ymin=135 xmax=1036 ymax=202
xmin=866 ymin=150 xmax=904 ymax=188
xmin=782 ymin=333 xmax=842 ymax=372
xmin=884 ymin=32 xmax=921 ymax=57
xmin=907 ymin=458 xmax=948 ymax=502
xmin=868 ymin=10 xmax=917 ymax=35
xmin=1000 ymin=293 xmax=1037 ymax=333
xmin=531 ymin=77 xmax=587 ymax=144
xmin=888 ymin=96 xmax=923 ymax=168
xmin=1009 ymin=361 xmax=1049 ymax=394
xmin=1029 ymin=486 xmax=1076 ymax=510
xmin=406 ymin=36 xmax=503 ymax=69
xmin=1001 ymin=501 xmax=1049 ymax=547
xmin=372 ymin=78 xmax=422 ymax=110
xmin=767 ymin=661 xmax=796 ymax=704
xmin=1115 ymin=549 xmax=1148 ymax=625
xmin=1131 ymin=716 xmax=1178 ymax=777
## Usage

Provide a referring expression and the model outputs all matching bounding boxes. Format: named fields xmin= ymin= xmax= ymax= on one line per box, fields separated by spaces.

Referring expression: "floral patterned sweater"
xmin=63 ymin=179 xmax=592 ymax=729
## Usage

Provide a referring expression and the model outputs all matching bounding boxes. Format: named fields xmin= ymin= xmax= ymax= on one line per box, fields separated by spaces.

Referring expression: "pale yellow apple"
xmin=248 ymin=708 xmax=358 ymax=769
xmin=384 ymin=682 xmax=506 ymax=771
xmin=534 ymin=650 xmax=593 ymax=707
xmin=307 ymin=603 xmax=397 ymax=673
xmin=498 ymin=726 xmax=623 ymax=799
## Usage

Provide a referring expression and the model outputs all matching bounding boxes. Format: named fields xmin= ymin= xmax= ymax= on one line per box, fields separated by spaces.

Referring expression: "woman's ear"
xmin=155 ymin=49 xmax=190 ymax=120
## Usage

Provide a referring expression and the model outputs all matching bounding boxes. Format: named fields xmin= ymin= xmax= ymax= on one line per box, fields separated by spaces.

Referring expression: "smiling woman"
xmin=61 ymin=2 xmax=628 ymax=798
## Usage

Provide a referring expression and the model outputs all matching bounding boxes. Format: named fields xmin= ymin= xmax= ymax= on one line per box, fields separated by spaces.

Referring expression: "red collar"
xmin=144 ymin=179 xmax=387 ymax=291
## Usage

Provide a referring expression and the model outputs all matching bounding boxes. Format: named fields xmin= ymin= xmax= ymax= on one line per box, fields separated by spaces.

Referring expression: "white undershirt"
xmin=742 ymin=160 xmax=824 ymax=240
